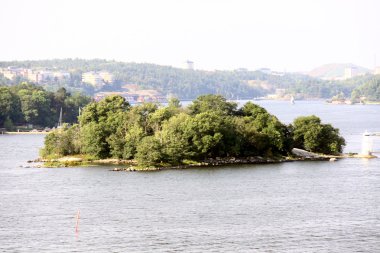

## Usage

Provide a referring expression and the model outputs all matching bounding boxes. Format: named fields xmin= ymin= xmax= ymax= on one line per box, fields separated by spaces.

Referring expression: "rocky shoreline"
xmin=28 ymin=148 xmax=376 ymax=171
xmin=113 ymin=155 xmax=331 ymax=172
xmin=30 ymin=149 xmax=331 ymax=171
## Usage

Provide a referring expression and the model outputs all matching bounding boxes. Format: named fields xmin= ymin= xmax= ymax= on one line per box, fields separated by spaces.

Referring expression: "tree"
xmin=292 ymin=115 xmax=345 ymax=154
xmin=17 ymin=86 xmax=53 ymax=126
xmin=123 ymin=124 xmax=145 ymax=159
xmin=240 ymin=102 xmax=292 ymax=155
xmin=4 ymin=117 xmax=15 ymax=131
xmin=188 ymin=94 xmax=237 ymax=115
xmin=135 ymin=136 xmax=163 ymax=167
xmin=158 ymin=113 xmax=193 ymax=164
xmin=233 ymin=117 xmax=271 ymax=156
xmin=40 ymin=124 xmax=80 ymax=158
xmin=63 ymin=92 xmax=92 ymax=123
xmin=78 ymin=95 xmax=130 ymax=158
xmin=0 ymin=83 xmax=91 ymax=128
xmin=80 ymin=122 xmax=109 ymax=158
xmin=184 ymin=112 xmax=226 ymax=158
xmin=351 ymin=76 xmax=380 ymax=101
xmin=0 ymin=87 xmax=21 ymax=127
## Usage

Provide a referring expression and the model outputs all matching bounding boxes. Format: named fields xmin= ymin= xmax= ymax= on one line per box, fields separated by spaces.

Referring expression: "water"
xmin=1 ymin=100 xmax=379 ymax=252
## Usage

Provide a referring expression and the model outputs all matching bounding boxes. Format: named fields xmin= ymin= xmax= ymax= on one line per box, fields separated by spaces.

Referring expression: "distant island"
xmin=39 ymin=94 xmax=346 ymax=170
xmin=1 ymin=59 xmax=380 ymax=104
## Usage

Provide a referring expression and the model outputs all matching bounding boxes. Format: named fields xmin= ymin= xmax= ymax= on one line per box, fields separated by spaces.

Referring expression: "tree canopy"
xmin=292 ymin=115 xmax=345 ymax=154
xmin=41 ymin=94 xmax=346 ymax=166
xmin=350 ymin=75 xmax=380 ymax=102
xmin=0 ymin=83 xmax=91 ymax=129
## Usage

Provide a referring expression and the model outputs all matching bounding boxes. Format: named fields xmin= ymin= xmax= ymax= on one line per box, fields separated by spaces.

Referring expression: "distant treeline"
xmin=1 ymin=58 xmax=372 ymax=100
xmin=350 ymin=75 xmax=380 ymax=101
xmin=0 ymin=59 xmax=265 ymax=98
xmin=0 ymin=83 xmax=91 ymax=129
xmin=41 ymin=94 xmax=345 ymax=167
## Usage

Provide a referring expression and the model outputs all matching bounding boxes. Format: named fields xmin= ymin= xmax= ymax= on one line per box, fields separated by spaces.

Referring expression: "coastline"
xmin=113 ymin=156 xmax=329 ymax=172
xmin=31 ymin=147 xmax=377 ymax=171
xmin=1 ymin=131 xmax=49 ymax=135
xmin=33 ymin=154 xmax=331 ymax=171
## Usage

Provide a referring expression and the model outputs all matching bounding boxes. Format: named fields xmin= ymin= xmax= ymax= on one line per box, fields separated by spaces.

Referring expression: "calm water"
xmin=0 ymin=100 xmax=379 ymax=252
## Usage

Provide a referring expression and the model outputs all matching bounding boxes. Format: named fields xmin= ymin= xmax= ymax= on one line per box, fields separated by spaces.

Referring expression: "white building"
xmin=186 ymin=60 xmax=194 ymax=70
xmin=0 ymin=67 xmax=70 ymax=83
xmin=344 ymin=67 xmax=358 ymax=79
xmin=98 ymin=71 xmax=113 ymax=83
xmin=82 ymin=71 xmax=113 ymax=87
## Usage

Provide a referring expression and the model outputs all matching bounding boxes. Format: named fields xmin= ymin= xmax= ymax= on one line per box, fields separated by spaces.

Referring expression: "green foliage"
xmin=0 ymin=86 xmax=21 ymax=127
xmin=4 ymin=117 xmax=15 ymax=131
xmin=78 ymin=95 xmax=131 ymax=159
xmin=124 ymin=124 xmax=145 ymax=159
xmin=350 ymin=75 xmax=380 ymax=101
xmin=0 ymin=83 xmax=91 ymax=128
xmin=41 ymin=94 xmax=346 ymax=166
xmin=0 ymin=59 xmax=266 ymax=99
xmin=135 ymin=136 xmax=163 ymax=167
xmin=292 ymin=115 xmax=345 ymax=154
xmin=240 ymin=102 xmax=292 ymax=155
xmin=2 ymin=59 xmax=380 ymax=100
xmin=188 ymin=94 xmax=238 ymax=115
xmin=184 ymin=112 xmax=227 ymax=158
xmin=158 ymin=113 xmax=192 ymax=164
xmin=80 ymin=122 xmax=110 ymax=158
xmin=40 ymin=124 xmax=80 ymax=158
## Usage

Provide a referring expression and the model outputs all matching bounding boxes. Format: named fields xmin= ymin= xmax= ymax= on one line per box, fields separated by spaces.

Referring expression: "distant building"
xmin=28 ymin=69 xmax=39 ymax=83
xmin=374 ymin=66 xmax=380 ymax=75
xmin=0 ymin=67 xmax=70 ymax=83
xmin=82 ymin=72 xmax=104 ymax=86
xmin=0 ymin=67 xmax=26 ymax=80
xmin=275 ymin=88 xmax=286 ymax=96
xmin=235 ymin=68 xmax=248 ymax=72
xmin=99 ymin=71 xmax=113 ymax=83
xmin=186 ymin=60 xmax=194 ymax=70
xmin=94 ymin=89 xmax=166 ymax=103
xmin=122 ymin=84 xmax=140 ymax=92
xmin=344 ymin=66 xmax=358 ymax=79
xmin=82 ymin=71 xmax=113 ymax=87
xmin=1 ymin=68 xmax=17 ymax=80
xmin=257 ymin=68 xmax=272 ymax=75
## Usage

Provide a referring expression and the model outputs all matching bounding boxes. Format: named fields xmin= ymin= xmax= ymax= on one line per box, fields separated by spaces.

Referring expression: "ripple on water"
xmin=1 ymin=103 xmax=380 ymax=252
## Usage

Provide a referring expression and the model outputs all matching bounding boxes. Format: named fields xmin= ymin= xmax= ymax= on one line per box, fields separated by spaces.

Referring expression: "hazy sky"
xmin=1 ymin=0 xmax=379 ymax=72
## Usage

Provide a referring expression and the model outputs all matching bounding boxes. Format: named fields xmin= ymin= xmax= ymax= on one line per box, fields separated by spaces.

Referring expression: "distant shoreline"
xmin=1 ymin=131 xmax=49 ymax=135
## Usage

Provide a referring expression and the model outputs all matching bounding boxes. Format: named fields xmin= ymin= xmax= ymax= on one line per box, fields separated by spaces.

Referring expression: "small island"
xmin=40 ymin=94 xmax=346 ymax=170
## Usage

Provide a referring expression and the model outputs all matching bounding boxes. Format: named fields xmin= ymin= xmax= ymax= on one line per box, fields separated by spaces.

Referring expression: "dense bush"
xmin=291 ymin=115 xmax=346 ymax=154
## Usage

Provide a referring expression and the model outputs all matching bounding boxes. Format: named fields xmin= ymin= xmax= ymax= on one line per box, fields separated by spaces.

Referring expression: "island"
xmin=40 ymin=94 xmax=346 ymax=170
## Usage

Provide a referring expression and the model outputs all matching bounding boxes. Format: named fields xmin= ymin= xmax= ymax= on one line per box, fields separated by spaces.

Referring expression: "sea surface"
xmin=0 ymin=100 xmax=379 ymax=252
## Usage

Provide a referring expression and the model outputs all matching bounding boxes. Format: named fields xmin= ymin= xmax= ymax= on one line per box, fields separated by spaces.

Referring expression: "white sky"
xmin=0 ymin=0 xmax=379 ymax=72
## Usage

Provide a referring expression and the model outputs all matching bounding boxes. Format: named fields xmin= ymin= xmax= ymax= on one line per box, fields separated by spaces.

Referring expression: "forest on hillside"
xmin=1 ymin=59 xmax=379 ymax=100
xmin=350 ymin=75 xmax=380 ymax=101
